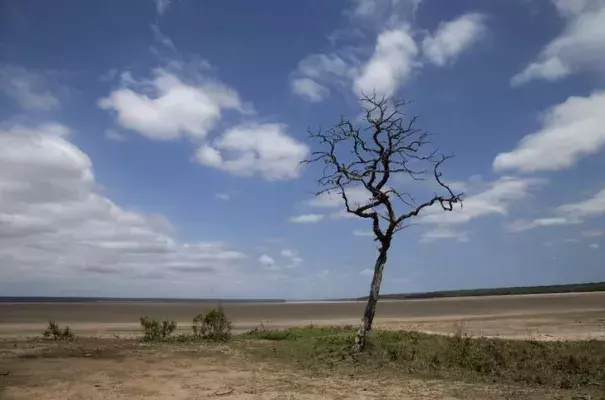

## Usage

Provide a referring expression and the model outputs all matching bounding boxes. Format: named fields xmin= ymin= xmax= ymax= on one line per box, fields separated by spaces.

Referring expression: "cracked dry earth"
xmin=0 ymin=341 xmax=571 ymax=400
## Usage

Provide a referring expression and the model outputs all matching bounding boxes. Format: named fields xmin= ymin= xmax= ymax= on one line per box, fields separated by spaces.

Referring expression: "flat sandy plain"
xmin=1 ymin=291 xmax=604 ymax=339
xmin=1 ymin=292 xmax=604 ymax=399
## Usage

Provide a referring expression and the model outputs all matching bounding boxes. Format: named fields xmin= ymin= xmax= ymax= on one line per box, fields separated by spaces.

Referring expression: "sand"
xmin=1 ymin=292 xmax=604 ymax=399
xmin=1 ymin=291 xmax=604 ymax=340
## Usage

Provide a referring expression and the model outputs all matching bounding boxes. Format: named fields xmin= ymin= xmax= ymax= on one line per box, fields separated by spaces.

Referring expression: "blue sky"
xmin=0 ymin=0 xmax=604 ymax=299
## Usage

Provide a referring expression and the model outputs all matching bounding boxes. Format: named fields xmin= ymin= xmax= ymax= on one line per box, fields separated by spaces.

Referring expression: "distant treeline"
xmin=356 ymin=281 xmax=605 ymax=300
xmin=0 ymin=297 xmax=286 ymax=303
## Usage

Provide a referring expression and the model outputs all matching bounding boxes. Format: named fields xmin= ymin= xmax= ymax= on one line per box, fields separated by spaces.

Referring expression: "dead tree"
xmin=303 ymin=94 xmax=462 ymax=351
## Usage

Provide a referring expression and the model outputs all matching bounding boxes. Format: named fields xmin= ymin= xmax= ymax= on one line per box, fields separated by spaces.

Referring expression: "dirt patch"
xmin=0 ymin=339 xmax=594 ymax=400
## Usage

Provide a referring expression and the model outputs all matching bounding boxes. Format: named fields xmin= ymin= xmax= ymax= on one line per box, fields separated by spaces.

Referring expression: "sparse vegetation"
xmin=42 ymin=320 xmax=74 ymax=340
xmin=192 ymin=307 xmax=232 ymax=341
xmin=241 ymin=326 xmax=605 ymax=390
xmin=139 ymin=316 xmax=177 ymax=341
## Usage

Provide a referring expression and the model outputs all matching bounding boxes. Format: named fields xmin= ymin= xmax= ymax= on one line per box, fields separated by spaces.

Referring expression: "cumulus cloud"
xmin=420 ymin=226 xmax=469 ymax=243
xmin=258 ymin=254 xmax=276 ymax=267
xmin=508 ymin=188 xmax=605 ymax=232
xmin=195 ymin=123 xmax=309 ymax=180
xmin=583 ymin=229 xmax=605 ymax=237
xmin=422 ymin=13 xmax=487 ymax=66
xmin=354 ymin=25 xmax=418 ymax=97
xmin=153 ymin=0 xmax=173 ymax=15
xmin=359 ymin=268 xmax=373 ymax=277
xmin=0 ymin=122 xmax=252 ymax=292
xmin=421 ymin=177 xmax=546 ymax=226
xmin=99 ymin=69 xmax=245 ymax=141
xmin=280 ymin=249 xmax=303 ymax=268
xmin=557 ymin=188 xmax=605 ymax=219
xmin=418 ymin=177 xmax=545 ymax=241
xmin=511 ymin=0 xmax=605 ymax=85
xmin=291 ymin=78 xmax=330 ymax=102
xmin=353 ymin=229 xmax=373 ymax=237
xmin=349 ymin=0 xmax=422 ymax=23
xmin=0 ymin=65 xmax=60 ymax=111
xmin=290 ymin=53 xmax=356 ymax=102
xmin=493 ymin=91 xmax=605 ymax=172
xmin=104 ymin=129 xmax=127 ymax=142
xmin=308 ymin=186 xmax=371 ymax=209
xmin=288 ymin=214 xmax=325 ymax=223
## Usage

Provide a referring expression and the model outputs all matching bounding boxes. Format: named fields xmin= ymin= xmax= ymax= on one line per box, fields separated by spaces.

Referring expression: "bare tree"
xmin=303 ymin=94 xmax=463 ymax=351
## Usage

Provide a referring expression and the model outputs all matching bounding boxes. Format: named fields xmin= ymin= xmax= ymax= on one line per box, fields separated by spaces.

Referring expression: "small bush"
xmin=140 ymin=316 xmax=177 ymax=341
xmin=43 ymin=320 xmax=74 ymax=340
xmin=192 ymin=307 xmax=232 ymax=341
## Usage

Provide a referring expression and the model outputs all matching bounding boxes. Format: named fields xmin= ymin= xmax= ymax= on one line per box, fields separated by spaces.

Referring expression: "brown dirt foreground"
xmin=0 ymin=339 xmax=593 ymax=400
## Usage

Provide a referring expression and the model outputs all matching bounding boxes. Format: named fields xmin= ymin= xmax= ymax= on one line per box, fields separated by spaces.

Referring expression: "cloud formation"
xmin=511 ymin=0 xmax=605 ymax=85
xmin=0 ymin=122 xmax=250 ymax=292
xmin=420 ymin=177 xmax=546 ymax=241
xmin=494 ymin=91 xmax=605 ymax=172
xmin=99 ymin=70 xmax=245 ymax=141
xmin=288 ymin=214 xmax=325 ymax=223
xmin=422 ymin=13 xmax=487 ymax=66
xmin=196 ymin=123 xmax=309 ymax=180
xmin=354 ymin=25 xmax=418 ymax=97
xmin=0 ymin=66 xmax=61 ymax=111
xmin=508 ymin=188 xmax=605 ymax=232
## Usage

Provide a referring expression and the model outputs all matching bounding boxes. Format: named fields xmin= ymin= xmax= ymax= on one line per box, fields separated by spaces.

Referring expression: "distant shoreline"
xmin=353 ymin=281 xmax=605 ymax=301
xmin=3 ymin=281 xmax=604 ymax=303
xmin=0 ymin=297 xmax=287 ymax=303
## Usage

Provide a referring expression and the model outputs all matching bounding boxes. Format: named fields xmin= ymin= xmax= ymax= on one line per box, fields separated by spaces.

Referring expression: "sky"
xmin=0 ymin=0 xmax=604 ymax=299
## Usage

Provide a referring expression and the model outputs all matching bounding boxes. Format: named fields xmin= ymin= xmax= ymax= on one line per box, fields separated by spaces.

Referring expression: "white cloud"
xmin=0 ymin=66 xmax=60 ymax=111
xmin=507 ymin=217 xmax=576 ymax=232
xmin=195 ymin=123 xmax=309 ymax=180
xmin=507 ymin=188 xmax=605 ymax=232
xmin=153 ymin=0 xmax=172 ymax=15
xmin=557 ymin=188 xmax=605 ymax=218
xmin=290 ymin=53 xmax=356 ymax=102
xmin=354 ymin=25 xmax=418 ymax=97
xmin=493 ymin=91 xmax=605 ymax=172
xmin=589 ymin=243 xmax=600 ymax=249
xmin=280 ymin=249 xmax=303 ymax=268
xmin=420 ymin=177 xmax=547 ymax=226
xmin=420 ymin=226 xmax=469 ymax=242
xmin=349 ymin=0 xmax=422 ymax=23
xmin=99 ymin=69 xmax=245 ymax=141
xmin=353 ymin=229 xmax=374 ymax=237
xmin=291 ymin=78 xmax=330 ymax=102
xmin=359 ymin=268 xmax=374 ymax=277
xmin=422 ymin=13 xmax=487 ymax=66
xmin=0 ymin=122 xmax=255 ymax=292
xmin=511 ymin=0 xmax=605 ymax=85
xmin=214 ymin=193 xmax=230 ymax=201
xmin=258 ymin=254 xmax=275 ymax=267
xmin=583 ymin=229 xmax=605 ymax=237
xmin=288 ymin=214 xmax=325 ymax=223
xmin=280 ymin=249 xmax=295 ymax=258
xmin=104 ymin=129 xmax=128 ymax=142
xmin=308 ymin=186 xmax=371 ymax=208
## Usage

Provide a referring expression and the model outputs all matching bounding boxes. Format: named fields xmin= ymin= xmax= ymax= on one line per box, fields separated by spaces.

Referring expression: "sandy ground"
xmin=0 ymin=340 xmax=576 ymax=400
xmin=1 ymin=293 xmax=603 ymax=399
xmin=1 ymin=292 xmax=604 ymax=340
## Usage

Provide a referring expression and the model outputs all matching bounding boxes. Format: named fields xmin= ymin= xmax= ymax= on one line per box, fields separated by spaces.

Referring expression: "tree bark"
xmin=353 ymin=241 xmax=390 ymax=351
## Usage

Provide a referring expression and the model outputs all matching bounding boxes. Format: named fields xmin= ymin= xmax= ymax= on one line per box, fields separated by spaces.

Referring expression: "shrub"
xmin=139 ymin=316 xmax=177 ymax=341
xmin=43 ymin=320 xmax=74 ymax=340
xmin=192 ymin=307 xmax=232 ymax=341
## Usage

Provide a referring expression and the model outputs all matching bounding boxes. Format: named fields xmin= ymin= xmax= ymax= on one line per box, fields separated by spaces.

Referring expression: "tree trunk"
xmin=353 ymin=241 xmax=390 ymax=351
